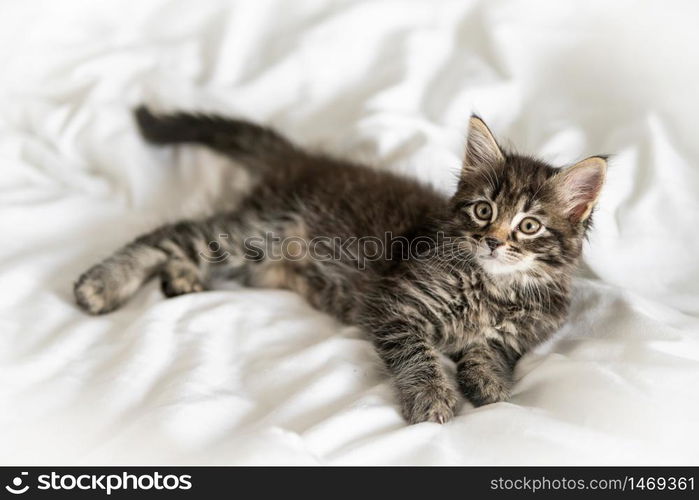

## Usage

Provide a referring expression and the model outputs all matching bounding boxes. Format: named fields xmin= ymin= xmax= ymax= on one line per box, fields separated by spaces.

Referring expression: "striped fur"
xmin=74 ymin=108 xmax=606 ymax=424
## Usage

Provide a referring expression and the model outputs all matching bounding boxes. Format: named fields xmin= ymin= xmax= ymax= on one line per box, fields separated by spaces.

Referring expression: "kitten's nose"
xmin=485 ymin=237 xmax=504 ymax=252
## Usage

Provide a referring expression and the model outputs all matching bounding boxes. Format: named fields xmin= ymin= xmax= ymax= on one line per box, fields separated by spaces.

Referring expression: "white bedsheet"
xmin=2 ymin=0 xmax=699 ymax=465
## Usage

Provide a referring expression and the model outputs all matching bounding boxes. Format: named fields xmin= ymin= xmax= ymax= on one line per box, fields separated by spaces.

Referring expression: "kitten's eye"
xmin=518 ymin=217 xmax=542 ymax=235
xmin=473 ymin=201 xmax=493 ymax=221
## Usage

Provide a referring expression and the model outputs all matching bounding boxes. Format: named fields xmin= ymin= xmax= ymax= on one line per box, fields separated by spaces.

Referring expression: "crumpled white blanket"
xmin=1 ymin=0 xmax=698 ymax=465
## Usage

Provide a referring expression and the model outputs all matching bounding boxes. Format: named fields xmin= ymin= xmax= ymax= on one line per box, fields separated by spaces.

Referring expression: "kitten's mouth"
xmin=478 ymin=254 xmax=516 ymax=276
xmin=477 ymin=249 xmax=507 ymax=271
xmin=476 ymin=245 xmax=500 ymax=260
xmin=477 ymin=247 xmax=534 ymax=276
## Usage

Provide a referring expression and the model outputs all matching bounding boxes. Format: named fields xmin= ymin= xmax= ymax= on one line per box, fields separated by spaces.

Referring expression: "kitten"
xmin=74 ymin=107 xmax=606 ymax=424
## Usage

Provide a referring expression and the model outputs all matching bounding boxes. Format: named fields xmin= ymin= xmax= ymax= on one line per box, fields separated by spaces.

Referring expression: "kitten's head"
xmin=447 ymin=116 xmax=606 ymax=282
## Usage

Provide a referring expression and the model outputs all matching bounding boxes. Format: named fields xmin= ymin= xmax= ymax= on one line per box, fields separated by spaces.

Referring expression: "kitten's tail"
xmin=134 ymin=105 xmax=298 ymax=170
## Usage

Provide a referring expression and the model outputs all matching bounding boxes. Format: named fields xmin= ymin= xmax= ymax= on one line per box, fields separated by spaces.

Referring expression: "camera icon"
xmin=5 ymin=472 xmax=29 ymax=495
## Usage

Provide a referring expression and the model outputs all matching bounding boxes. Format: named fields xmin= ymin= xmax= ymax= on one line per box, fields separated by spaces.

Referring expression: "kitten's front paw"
xmin=457 ymin=371 xmax=510 ymax=407
xmin=74 ymin=266 xmax=119 ymax=315
xmin=401 ymin=382 xmax=459 ymax=424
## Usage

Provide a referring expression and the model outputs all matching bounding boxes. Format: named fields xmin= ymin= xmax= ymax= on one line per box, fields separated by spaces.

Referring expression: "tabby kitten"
xmin=74 ymin=107 xmax=606 ymax=424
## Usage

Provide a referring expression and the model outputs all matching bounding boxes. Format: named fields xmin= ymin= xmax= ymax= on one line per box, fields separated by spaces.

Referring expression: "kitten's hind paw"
xmin=160 ymin=261 xmax=205 ymax=298
xmin=74 ymin=267 xmax=120 ymax=315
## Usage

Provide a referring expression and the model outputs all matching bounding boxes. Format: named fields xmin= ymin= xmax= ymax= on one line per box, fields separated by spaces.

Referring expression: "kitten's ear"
xmin=464 ymin=115 xmax=505 ymax=172
xmin=554 ymin=156 xmax=607 ymax=223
